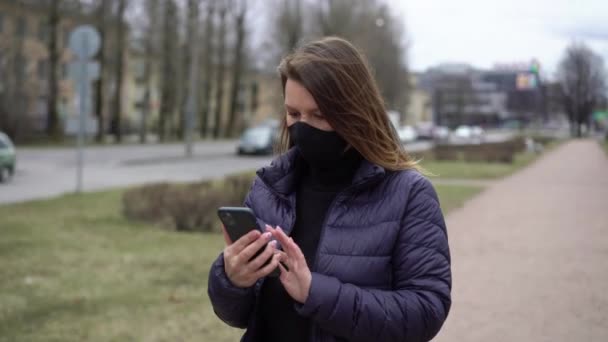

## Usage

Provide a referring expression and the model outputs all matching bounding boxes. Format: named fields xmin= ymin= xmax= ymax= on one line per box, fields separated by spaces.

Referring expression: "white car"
xmin=433 ymin=126 xmax=450 ymax=142
xmin=453 ymin=125 xmax=485 ymax=143
xmin=471 ymin=126 xmax=485 ymax=138
xmin=397 ymin=126 xmax=418 ymax=143
xmin=453 ymin=125 xmax=473 ymax=140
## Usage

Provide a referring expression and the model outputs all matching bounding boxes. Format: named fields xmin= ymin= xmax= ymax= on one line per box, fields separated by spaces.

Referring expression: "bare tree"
xmin=212 ymin=0 xmax=228 ymax=139
xmin=93 ymin=0 xmax=110 ymax=143
xmin=316 ymin=0 xmax=360 ymax=37
xmin=46 ymin=0 xmax=61 ymax=139
xmin=184 ymin=0 xmax=201 ymax=154
xmin=267 ymin=0 xmax=410 ymax=112
xmin=200 ymin=1 xmax=215 ymax=138
xmin=177 ymin=0 xmax=201 ymax=141
xmin=0 ymin=0 xmax=27 ymax=140
xmin=140 ymin=0 xmax=159 ymax=143
xmin=226 ymin=0 xmax=247 ymax=137
xmin=110 ymin=0 xmax=128 ymax=143
xmin=158 ymin=0 xmax=179 ymax=142
xmin=272 ymin=0 xmax=303 ymax=59
xmin=557 ymin=42 xmax=607 ymax=137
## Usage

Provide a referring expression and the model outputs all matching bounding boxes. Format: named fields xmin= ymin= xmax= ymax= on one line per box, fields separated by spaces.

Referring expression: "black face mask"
xmin=288 ymin=122 xmax=348 ymax=169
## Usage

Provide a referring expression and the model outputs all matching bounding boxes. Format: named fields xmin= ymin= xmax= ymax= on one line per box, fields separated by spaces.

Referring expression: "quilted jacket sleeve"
xmin=295 ymin=176 xmax=452 ymax=342
xmin=207 ymin=182 xmax=260 ymax=329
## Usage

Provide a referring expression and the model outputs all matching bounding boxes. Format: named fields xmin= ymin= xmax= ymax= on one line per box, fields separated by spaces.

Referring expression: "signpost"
xmin=68 ymin=25 xmax=100 ymax=193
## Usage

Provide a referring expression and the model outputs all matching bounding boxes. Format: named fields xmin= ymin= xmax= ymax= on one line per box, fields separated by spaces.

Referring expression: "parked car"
xmin=415 ymin=122 xmax=435 ymax=140
xmin=397 ymin=125 xmax=418 ymax=143
xmin=0 ymin=132 xmax=16 ymax=183
xmin=452 ymin=125 xmax=485 ymax=143
xmin=237 ymin=125 xmax=278 ymax=155
xmin=433 ymin=126 xmax=450 ymax=142
xmin=453 ymin=125 xmax=474 ymax=140
xmin=471 ymin=126 xmax=485 ymax=139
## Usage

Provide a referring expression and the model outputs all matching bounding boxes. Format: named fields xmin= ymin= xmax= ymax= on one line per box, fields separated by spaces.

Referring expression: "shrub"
xmin=123 ymin=173 xmax=256 ymax=233
xmin=433 ymin=138 xmax=526 ymax=163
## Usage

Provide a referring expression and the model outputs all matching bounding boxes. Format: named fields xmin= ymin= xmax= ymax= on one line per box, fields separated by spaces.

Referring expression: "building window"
xmin=0 ymin=12 xmax=5 ymax=33
xmin=15 ymin=55 xmax=26 ymax=80
xmin=61 ymin=63 xmax=68 ymax=79
xmin=38 ymin=20 xmax=49 ymax=43
xmin=38 ymin=60 xmax=48 ymax=80
xmin=16 ymin=17 xmax=26 ymax=38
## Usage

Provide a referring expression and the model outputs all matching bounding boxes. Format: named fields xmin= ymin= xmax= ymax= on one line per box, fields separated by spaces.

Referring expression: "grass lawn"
xmin=0 ymin=184 xmax=480 ymax=342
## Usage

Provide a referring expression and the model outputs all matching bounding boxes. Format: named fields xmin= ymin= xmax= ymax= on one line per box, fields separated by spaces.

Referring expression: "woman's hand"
xmin=222 ymin=227 xmax=281 ymax=288
xmin=266 ymin=225 xmax=312 ymax=304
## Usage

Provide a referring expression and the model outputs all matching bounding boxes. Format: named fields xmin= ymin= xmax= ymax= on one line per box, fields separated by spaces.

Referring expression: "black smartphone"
xmin=217 ymin=207 xmax=279 ymax=277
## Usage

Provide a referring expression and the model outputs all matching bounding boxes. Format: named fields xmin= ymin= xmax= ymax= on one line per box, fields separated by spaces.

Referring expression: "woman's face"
xmin=284 ymin=79 xmax=334 ymax=131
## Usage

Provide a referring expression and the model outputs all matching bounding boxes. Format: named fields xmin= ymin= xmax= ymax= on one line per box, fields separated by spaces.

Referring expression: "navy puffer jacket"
xmin=208 ymin=148 xmax=451 ymax=342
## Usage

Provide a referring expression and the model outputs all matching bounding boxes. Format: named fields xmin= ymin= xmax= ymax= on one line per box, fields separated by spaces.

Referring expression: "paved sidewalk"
xmin=435 ymin=140 xmax=608 ymax=342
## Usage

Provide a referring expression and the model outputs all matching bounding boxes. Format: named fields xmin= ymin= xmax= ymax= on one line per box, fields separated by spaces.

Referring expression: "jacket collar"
xmin=256 ymin=147 xmax=386 ymax=198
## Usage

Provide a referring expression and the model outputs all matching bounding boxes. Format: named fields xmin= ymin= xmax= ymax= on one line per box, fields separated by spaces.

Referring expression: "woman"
xmin=208 ymin=37 xmax=451 ymax=342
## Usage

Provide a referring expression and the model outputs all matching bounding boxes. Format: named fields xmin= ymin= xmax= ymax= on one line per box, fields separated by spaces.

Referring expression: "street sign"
xmin=69 ymin=25 xmax=101 ymax=60
xmin=69 ymin=62 xmax=100 ymax=81
xmin=68 ymin=25 xmax=101 ymax=194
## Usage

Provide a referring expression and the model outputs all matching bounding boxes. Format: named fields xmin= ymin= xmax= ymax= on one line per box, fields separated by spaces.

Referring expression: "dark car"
xmin=237 ymin=125 xmax=278 ymax=155
xmin=0 ymin=132 xmax=16 ymax=183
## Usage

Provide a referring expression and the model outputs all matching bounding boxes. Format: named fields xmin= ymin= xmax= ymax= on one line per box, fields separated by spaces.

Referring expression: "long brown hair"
xmin=277 ymin=37 xmax=419 ymax=171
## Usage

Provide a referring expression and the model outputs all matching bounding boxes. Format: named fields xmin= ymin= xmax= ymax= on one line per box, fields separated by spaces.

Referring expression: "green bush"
xmin=122 ymin=173 xmax=256 ymax=233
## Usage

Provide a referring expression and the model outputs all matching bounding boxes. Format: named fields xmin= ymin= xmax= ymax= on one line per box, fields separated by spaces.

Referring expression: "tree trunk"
xmin=200 ymin=3 xmax=215 ymax=138
xmin=140 ymin=0 xmax=158 ymax=144
xmin=111 ymin=0 xmax=127 ymax=143
xmin=94 ymin=0 xmax=108 ymax=143
xmin=1 ymin=0 xmax=26 ymax=140
xmin=185 ymin=0 xmax=201 ymax=155
xmin=213 ymin=4 xmax=227 ymax=139
xmin=46 ymin=0 xmax=61 ymax=139
xmin=178 ymin=1 xmax=198 ymax=141
xmin=226 ymin=1 xmax=246 ymax=138
xmin=159 ymin=0 xmax=178 ymax=142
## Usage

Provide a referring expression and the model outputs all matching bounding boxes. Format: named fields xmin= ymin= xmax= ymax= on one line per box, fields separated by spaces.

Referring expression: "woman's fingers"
xmin=273 ymin=226 xmax=296 ymax=255
xmin=274 ymin=250 xmax=291 ymax=267
xmin=287 ymin=236 xmax=306 ymax=264
xmin=253 ymin=253 xmax=280 ymax=279
xmin=221 ymin=224 xmax=233 ymax=245
xmin=248 ymin=240 xmax=276 ymax=271
xmin=239 ymin=232 xmax=272 ymax=262
xmin=228 ymin=230 xmax=261 ymax=255
xmin=278 ymin=260 xmax=289 ymax=281
xmin=276 ymin=227 xmax=307 ymax=264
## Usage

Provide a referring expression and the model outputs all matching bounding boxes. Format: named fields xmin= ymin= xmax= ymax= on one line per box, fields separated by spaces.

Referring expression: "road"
xmin=0 ymin=141 xmax=272 ymax=204
xmin=0 ymin=131 xmax=514 ymax=205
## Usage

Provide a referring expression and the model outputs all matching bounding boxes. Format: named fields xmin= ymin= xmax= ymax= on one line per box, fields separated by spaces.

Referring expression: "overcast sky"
xmin=386 ymin=0 xmax=608 ymax=76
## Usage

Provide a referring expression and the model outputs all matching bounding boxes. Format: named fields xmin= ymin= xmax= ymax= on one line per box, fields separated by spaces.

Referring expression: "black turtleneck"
xmin=258 ymin=149 xmax=362 ymax=342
